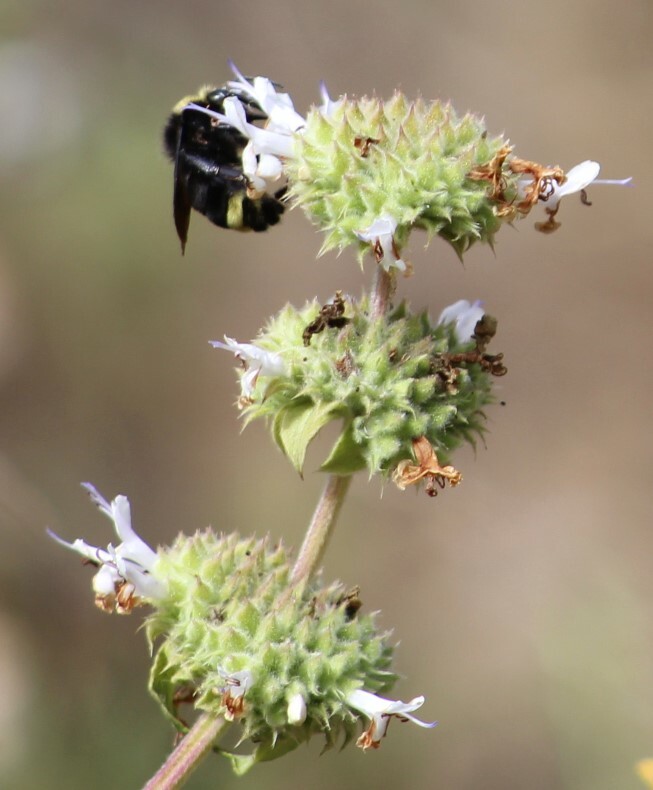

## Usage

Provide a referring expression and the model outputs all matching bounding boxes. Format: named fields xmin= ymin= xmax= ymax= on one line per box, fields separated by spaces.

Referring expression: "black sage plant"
xmin=50 ymin=62 xmax=631 ymax=787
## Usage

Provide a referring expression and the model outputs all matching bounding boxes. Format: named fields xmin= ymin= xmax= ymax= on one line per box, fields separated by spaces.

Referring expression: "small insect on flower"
xmin=163 ymin=80 xmax=287 ymax=252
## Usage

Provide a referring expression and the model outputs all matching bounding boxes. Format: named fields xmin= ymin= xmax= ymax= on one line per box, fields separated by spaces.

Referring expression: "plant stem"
xmin=143 ymin=714 xmax=229 ymax=790
xmin=370 ymin=266 xmax=396 ymax=319
xmin=290 ymin=265 xmax=396 ymax=585
xmin=291 ymin=474 xmax=352 ymax=584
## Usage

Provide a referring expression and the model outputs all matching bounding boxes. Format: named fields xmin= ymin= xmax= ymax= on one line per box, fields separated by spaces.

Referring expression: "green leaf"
xmin=273 ymin=399 xmax=339 ymax=474
xmin=320 ymin=422 xmax=367 ymax=474
xmin=221 ymin=737 xmax=301 ymax=776
xmin=148 ymin=647 xmax=188 ymax=733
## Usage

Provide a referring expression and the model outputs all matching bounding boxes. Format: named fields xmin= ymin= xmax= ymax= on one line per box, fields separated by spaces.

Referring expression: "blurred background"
xmin=1 ymin=0 xmax=651 ymax=787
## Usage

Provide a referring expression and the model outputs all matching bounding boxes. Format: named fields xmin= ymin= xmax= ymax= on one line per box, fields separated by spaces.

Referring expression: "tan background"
xmin=1 ymin=1 xmax=651 ymax=788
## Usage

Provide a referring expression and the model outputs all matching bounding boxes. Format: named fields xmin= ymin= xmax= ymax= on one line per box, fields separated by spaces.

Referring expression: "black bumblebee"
xmin=163 ymin=85 xmax=286 ymax=252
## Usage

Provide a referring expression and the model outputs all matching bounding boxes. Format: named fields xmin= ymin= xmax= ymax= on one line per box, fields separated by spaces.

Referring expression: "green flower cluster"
xmin=287 ymin=93 xmax=516 ymax=259
xmin=240 ymin=297 xmax=499 ymax=478
xmin=146 ymin=530 xmax=395 ymax=772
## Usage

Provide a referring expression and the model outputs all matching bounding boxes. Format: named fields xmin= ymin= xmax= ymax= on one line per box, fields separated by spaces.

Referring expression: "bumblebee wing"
xmin=179 ymin=153 xmax=250 ymax=231
xmin=172 ymin=119 xmax=193 ymax=254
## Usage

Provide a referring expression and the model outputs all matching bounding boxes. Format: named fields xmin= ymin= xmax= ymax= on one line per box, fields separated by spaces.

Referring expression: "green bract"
xmin=287 ymin=94 xmax=515 ymax=259
xmin=146 ymin=531 xmax=396 ymax=773
xmin=240 ymin=298 xmax=498 ymax=477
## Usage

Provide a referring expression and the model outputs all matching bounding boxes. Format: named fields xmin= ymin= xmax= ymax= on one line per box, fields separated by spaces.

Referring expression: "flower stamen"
xmin=218 ymin=668 xmax=254 ymax=721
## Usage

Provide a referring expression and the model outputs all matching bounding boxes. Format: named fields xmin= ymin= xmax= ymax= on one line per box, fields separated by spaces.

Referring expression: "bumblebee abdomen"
xmin=240 ymin=194 xmax=285 ymax=232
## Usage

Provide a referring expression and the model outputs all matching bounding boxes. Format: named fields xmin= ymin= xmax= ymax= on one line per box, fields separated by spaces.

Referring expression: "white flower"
xmin=48 ymin=483 xmax=164 ymax=613
xmin=346 ymin=689 xmax=437 ymax=750
xmin=519 ymin=160 xmax=631 ymax=208
xmin=218 ymin=667 xmax=254 ymax=720
xmin=437 ymin=299 xmax=484 ymax=344
xmin=355 ymin=215 xmax=406 ymax=272
xmin=548 ymin=161 xmax=632 ymax=208
xmin=287 ymin=692 xmax=307 ymax=725
xmin=226 ymin=61 xmax=305 ymax=135
xmin=186 ymin=62 xmax=306 ymax=194
xmin=518 ymin=160 xmax=632 ymax=232
xmin=532 ymin=160 xmax=598 ymax=207
xmin=240 ymin=137 xmax=285 ymax=192
xmin=210 ymin=336 xmax=287 ymax=400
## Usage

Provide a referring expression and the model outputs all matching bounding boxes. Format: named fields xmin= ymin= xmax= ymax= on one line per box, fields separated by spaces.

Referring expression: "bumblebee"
xmin=163 ymin=85 xmax=286 ymax=252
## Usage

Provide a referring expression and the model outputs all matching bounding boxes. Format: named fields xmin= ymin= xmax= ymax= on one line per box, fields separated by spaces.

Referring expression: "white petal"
xmin=219 ymin=667 xmax=254 ymax=697
xmin=266 ymin=103 xmax=305 ymax=135
xmin=319 ymin=81 xmax=342 ymax=118
xmin=186 ymin=100 xmax=295 ymax=160
xmin=247 ymin=125 xmax=296 ymax=158
xmin=226 ymin=62 xmax=305 ymax=135
xmin=356 ymin=215 xmax=397 ymax=242
xmin=83 ymin=485 xmax=155 ymax=568
xmin=355 ymin=215 xmax=405 ymax=271
xmin=109 ymin=495 xmax=135 ymax=541
xmin=92 ymin=564 xmax=120 ymax=596
xmin=81 ymin=482 xmax=113 ymax=519
xmin=241 ymin=74 xmax=304 ymax=132
xmin=347 ymin=688 xmax=421 ymax=717
xmin=437 ymin=299 xmax=484 ymax=343
xmin=557 ymin=160 xmax=600 ymax=198
xmin=240 ymin=141 xmax=261 ymax=185
xmin=287 ymin=693 xmax=307 ymax=725
xmin=210 ymin=336 xmax=254 ymax=358
xmin=347 ymin=688 xmax=437 ymax=745
xmin=47 ymin=529 xmax=108 ymax=564
xmin=241 ymin=367 xmax=260 ymax=398
xmin=438 ymin=299 xmax=469 ymax=326
xmin=210 ymin=337 xmax=286 ymax=377
xmin=226 ymin=65 xmax=283 ymax=117
xmin=593 ymin=176 xmax=633 ymax=186
xmin=221 ymin=96 xmax=249 ymax=135
xmin=257 ymin=153 xmax=283 ymax=181
xmin=118 ymin=561 xmax=166 ymax=599
xmin=106 ymin=495 xmax=158 ymax=569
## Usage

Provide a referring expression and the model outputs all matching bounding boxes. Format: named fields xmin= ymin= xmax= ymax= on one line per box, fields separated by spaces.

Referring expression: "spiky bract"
xmin=146 ymin=531 xmax=395 ymax=769
xmin=287 ymin=94 xmax=514 ymax=259
xmin=242 ymin=298 xmax=497 ymax=476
